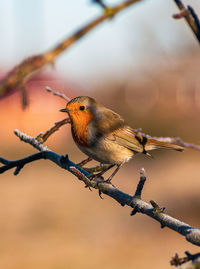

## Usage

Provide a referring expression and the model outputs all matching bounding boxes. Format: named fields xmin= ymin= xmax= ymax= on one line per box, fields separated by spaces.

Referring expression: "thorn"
xmin=14 ymin=165 xmax=24 ymax=175
xmin=185 ymin=251 xmax=192 ymax=257
xmin=130 ymin=205 xmax=139 ymax=216
xmin=60 ymin=155 xmax=69 ymax=167
xmin=91 ymin=0 xmax=106 ymax=9
xmin=173 ymin=9 xmax=188 ymax=19
xmin=91 ymin=0 xmax=115 ymax=19
xmin=160 ymin=222 xmax=165 ymax=229
xmin=150 ymin=200 xmax=165 ymax=215
xmin=64 ymin=154 xmax=69 ymax=160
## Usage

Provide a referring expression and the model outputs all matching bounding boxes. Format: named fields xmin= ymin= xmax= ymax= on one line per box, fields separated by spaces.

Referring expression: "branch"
xmin=45 ymin=86 xmax=71 ymax=101
xmin=133 ymin=129 xmax=200 ymax=151
xmin=151 ymin=137 xmax=200 ymax=151
xmin=170 ymin=251 xmax=200 ymax=268
xmin=0 ymin=130 xmax=200 ymax=247
xmin=35 ymin=118 xmax=71 ymax=144
xmin=0 ymin=0 xmax=142 ymax=106
xmin=14 ymin=129 xmax=51 ymax=151
xmin=173 ymin=0 xmax=200 ymax=44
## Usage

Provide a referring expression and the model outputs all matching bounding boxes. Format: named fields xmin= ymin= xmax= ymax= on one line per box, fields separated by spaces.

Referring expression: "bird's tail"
xmin=144 ymin=138 xmax=184 ymax=152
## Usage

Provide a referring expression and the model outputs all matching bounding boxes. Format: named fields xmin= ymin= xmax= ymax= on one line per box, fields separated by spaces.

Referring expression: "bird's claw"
xmin=85 ymin=184 xmax=92 ymax=191
xmin=98 ymin=189 xmax=103 ymax=199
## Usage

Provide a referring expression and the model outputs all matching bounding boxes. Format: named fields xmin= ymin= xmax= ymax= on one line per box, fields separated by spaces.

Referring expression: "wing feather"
xmin=107 ymin=127 xmax=144 ymax=153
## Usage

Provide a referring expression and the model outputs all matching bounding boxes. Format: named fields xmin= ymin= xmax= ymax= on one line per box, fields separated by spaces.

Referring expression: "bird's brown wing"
xmin=108 ymin=126 xmax=184 ymax=153
xmin=107 ymin=126 xmax=144 ymax=153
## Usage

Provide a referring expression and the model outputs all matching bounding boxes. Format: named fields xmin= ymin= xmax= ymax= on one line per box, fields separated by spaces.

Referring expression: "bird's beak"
xmin=60 ymin=108 xmax=69 ymax=113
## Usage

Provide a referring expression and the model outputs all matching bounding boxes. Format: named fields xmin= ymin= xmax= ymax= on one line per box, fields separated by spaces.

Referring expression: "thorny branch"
xmin=0 ymin=129 xmax=200 ymax=247
xmin=0 ymin=0 xmax=141 ymax=107
xmin=173 ymin=0 xmax=200 ymax=44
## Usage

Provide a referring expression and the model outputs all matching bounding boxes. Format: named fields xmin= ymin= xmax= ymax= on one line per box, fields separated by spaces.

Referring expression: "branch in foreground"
xmin=173 ymin=0 xmax=200 ymax=44
xmin=0 ymin=0 xmax=141 ymax=106
xmin=0 ymin=130 xmax=200 ymax=247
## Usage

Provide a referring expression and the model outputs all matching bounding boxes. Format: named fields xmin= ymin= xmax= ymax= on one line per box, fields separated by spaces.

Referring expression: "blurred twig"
xmin=0 ymin=0 xmax=141 ymax=107
xmin=151 ymin=137 xmax=200 ymax=151
xmin=173 ymin=0 xmax=200 ymax=44
xmin=0 ymin=129 xmax=200 ymax=247
xmin=45 ymin=86 xmax=71 ymax=101
xmin=133 ymin=129 xmax=200 ymax=151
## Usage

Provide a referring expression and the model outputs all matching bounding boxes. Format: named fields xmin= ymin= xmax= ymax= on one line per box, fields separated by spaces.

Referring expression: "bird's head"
xmin=60 ymin=96 xmax=97 ymax=127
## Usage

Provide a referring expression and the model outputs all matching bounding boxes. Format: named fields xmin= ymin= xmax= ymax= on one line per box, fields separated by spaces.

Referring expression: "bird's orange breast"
xmin=70 ymin=110 xmax=94 ymax=147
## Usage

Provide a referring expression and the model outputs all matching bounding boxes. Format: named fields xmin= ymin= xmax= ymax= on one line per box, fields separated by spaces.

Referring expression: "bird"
xmin=60 ymin=96 xmax=184 ymax=182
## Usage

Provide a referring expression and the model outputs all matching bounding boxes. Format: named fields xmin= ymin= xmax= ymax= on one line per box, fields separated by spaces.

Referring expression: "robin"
xmin=60 ymin=96 xmax=183 ymax=182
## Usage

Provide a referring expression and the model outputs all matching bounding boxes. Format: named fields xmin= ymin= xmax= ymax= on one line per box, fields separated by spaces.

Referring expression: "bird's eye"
xmin=79 ymin=105 xmax=85 ymax=111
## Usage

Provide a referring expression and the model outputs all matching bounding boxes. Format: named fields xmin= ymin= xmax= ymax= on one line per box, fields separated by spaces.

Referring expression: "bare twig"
xmin=170 ymin=252 xmax=200 ymax=267
xmin=14 ymin=129 xmax=51 ymax=151
xmin=0 ymin=0 xmax=142 ymax=106
xmin=45 ymin=86 xmax=71 ymax=101
xmin=152 ymin=137 xmax=200 ymax=151
xmin=92 ymin=0 xmax=107 ymax=10
xmin=36 ymin=118 xmax=71 ymax=144
xmin=173 ymin=0 xmax=200 ymax=43
xmin=133 ymin=129 xmax=200 ymax=151
xmin=0 ymin=129 xmax=200 ymax=247
xmin=133 ymin=167 xmax=146 ymax=198
xmin=14 ymin=117 xmax=70 ymax=151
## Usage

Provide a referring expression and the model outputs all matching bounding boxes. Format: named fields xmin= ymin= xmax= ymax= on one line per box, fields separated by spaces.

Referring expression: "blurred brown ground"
xmin=0 ymin=52 xmax=200 ymax=269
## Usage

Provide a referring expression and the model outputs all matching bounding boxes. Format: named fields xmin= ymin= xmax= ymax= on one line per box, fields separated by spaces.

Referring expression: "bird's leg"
xmin=77 ymin=158 xmax=109 ymax=174
xmin=105 ymin=164 xmax=122 ymax=183
xmin=84 ymin=163 xmax=108 ymax=174
xmin=89 ymin=164 xmax=115 ymax=179
xmin=77 ymin=157 xmax=93 ymax=167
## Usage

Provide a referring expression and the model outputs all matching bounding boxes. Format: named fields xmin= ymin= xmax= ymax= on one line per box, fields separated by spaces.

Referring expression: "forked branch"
xmin=0 ymin=0 xmax=142 ymax=106
xmin=0 ymin=130 xmax=200 ymax=247
xmin=173 ymin=0 xmax=200 ymax=44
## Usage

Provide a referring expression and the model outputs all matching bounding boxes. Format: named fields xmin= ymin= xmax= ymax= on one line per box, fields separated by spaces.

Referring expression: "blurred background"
xmin=0 ymin=0 xmax=200 ymax=268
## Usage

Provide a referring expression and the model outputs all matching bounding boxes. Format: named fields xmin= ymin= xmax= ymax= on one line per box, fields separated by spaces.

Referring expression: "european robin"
xmin=60 ymin=96 xmax=183 ymax=182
